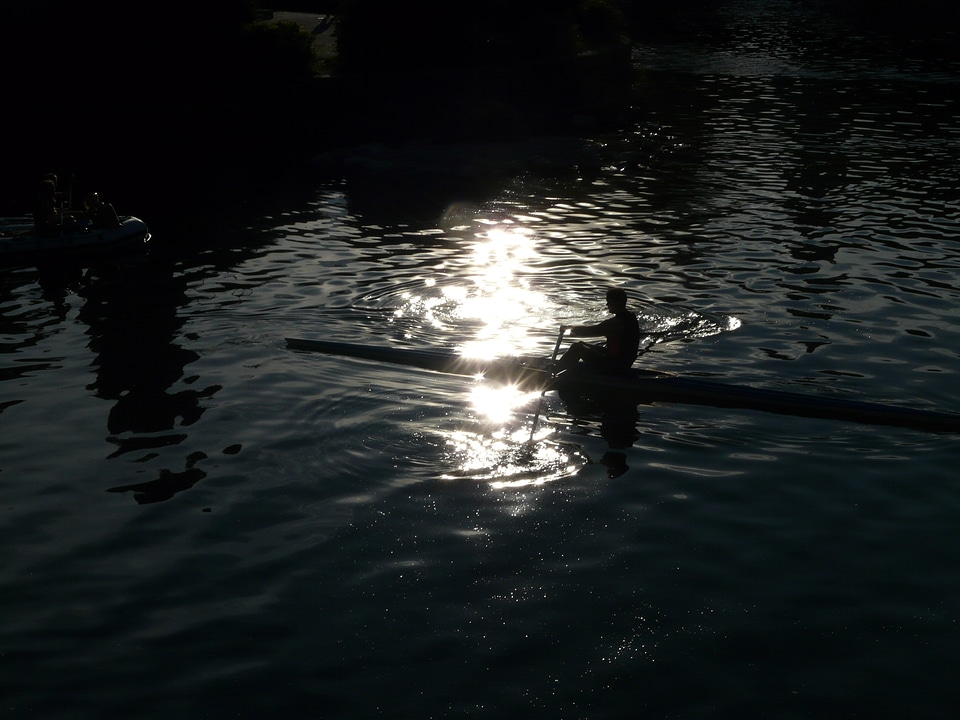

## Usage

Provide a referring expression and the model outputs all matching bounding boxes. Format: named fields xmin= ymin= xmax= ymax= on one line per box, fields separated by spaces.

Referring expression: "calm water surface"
xmin=4 ymin=4 xmax=960 ymax=718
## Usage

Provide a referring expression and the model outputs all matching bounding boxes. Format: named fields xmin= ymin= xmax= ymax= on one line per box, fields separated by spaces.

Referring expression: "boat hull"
xmin=285 ymin=338 xmax=960 ymax=433
xmin=0 ymin=216 xmax=151 ymax=268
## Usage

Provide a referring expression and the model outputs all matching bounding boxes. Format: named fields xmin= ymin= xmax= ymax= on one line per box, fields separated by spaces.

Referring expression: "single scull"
xmin=285 ymin=337 xmax=960 ymax=433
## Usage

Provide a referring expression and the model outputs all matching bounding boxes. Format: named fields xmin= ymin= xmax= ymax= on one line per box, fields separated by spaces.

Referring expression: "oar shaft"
xmin=529 ymin=326 xmax=567 ymax=442
xmin=548 ymin=326 xmax=567 ymax=377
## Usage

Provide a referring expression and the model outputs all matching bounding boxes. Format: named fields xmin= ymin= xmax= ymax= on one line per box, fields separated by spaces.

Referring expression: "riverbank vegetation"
xmin=334 ymin=0 xmax=626 ymax=73
xmin=1 ymin=0 xmax=636 ymax=211
xmin=3 ymin=0 xmax=957 ymax=212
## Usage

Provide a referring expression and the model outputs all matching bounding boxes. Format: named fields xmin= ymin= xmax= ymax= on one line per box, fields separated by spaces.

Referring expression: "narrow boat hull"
xmin=286 ymin=337 xmax=552 ymax=387
xmin=285 ymin=338 xmax=960 ymax=433
xmin=557 ymin=367 xmax=960 ymax=432
xmin=0 ymin=216 xmax=151 ymax=268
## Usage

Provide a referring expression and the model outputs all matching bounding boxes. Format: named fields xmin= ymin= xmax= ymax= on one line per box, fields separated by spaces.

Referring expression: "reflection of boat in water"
xmin=0 ymin=216 xmax=150 ymax=268
xmin=286 ymin=338 xmax=960 ymax=433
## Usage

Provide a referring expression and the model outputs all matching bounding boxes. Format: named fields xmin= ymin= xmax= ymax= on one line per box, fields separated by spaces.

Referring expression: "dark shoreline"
xmin=2 ymin=39 xmax=635 ymax=220
xmin=5 ymin=1 xmax=957 ymax=218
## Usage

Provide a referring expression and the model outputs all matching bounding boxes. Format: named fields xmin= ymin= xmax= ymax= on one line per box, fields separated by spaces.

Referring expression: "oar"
xmin=528 ymin=326 xmax=567 ymax=442
xmin=526 ymin=324 xmax=675 ymax=442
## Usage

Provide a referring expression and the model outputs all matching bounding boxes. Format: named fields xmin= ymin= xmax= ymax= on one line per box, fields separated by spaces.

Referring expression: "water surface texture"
xmin=4 ymin=3 xmax=960 ymax=718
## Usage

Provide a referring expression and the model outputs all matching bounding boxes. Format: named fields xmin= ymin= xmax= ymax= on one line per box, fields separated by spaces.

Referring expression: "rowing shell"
xmin=285 ymin=338 xmax=960 ymax=433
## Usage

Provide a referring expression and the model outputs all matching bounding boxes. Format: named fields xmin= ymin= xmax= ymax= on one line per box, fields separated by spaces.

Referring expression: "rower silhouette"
xmin=556 ymin=287 xmax=640 ymax=372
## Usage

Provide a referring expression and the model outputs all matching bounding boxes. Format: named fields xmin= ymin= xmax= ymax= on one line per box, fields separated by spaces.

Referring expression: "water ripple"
xmin=6 ymin=6 xmax=960 ymax=718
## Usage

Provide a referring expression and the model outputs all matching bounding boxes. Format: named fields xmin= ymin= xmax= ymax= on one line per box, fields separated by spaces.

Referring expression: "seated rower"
xmin=33 ymin=174 xmax=84 ymax=236
xmin=33 ymin=179 xmax=64 ymax=237
xmin=556 ymin=287 xmax=641 ymax=373
xmin=83 ymin=192 xmax=120 ymax=229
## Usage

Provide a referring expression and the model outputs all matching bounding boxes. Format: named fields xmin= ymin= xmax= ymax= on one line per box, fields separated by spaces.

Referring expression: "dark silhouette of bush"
xmin=333 ymin=0 xmax=625 ymax=75
xmin=234 ymin=21 xmax=317 ymax=88
xmin=3 ymin=0 xmax=320 ymax=182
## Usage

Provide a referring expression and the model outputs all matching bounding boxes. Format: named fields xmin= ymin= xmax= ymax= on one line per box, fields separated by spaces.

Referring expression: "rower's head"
xmin=606 ymin=287 xmax=628 ymax=312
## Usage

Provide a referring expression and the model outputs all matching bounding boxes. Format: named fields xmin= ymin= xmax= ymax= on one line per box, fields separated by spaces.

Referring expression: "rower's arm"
xmin=567 ymin=322 xmax=605 ymax=338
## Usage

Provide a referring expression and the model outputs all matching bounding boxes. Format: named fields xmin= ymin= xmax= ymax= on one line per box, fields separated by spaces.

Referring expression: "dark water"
xmin=4 ymin=3 xmax=960 ymax=718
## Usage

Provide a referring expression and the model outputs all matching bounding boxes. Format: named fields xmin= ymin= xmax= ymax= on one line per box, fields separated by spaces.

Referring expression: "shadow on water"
xmin=27 ymin=249 xmax=231 ymax=504
xmin=560 ymin=389 xmax=641 ymax=479
xmin=74 ymin=261 xmax=221 ymax=439
xmin=311 ymin=136 xmax=607 ymax=227
xmin=106 ymin=451 xmax=209 ymax=504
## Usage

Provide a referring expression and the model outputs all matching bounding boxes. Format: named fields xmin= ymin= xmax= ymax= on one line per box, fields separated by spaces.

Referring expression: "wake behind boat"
xmin=286 ymin=337 xmax=960 ymax=433
xmin=0 ymin=216 xmax=151 ymax=269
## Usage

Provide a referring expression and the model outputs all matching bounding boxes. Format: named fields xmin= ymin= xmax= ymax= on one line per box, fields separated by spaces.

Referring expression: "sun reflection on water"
xmin=467 ymin=383 xmax=537 ymax=425
xmin=383 ymin=223 xmax=589 ymax=486
xmin=388 ymin=224 xmax=741 ymax=359
xmin=440 ymin=380 xmax=586 ymax=487
xmin=441 ymin=425 xmax=585 ymax=488
xmin=392 ymin=225 xmax=557 ymax=358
